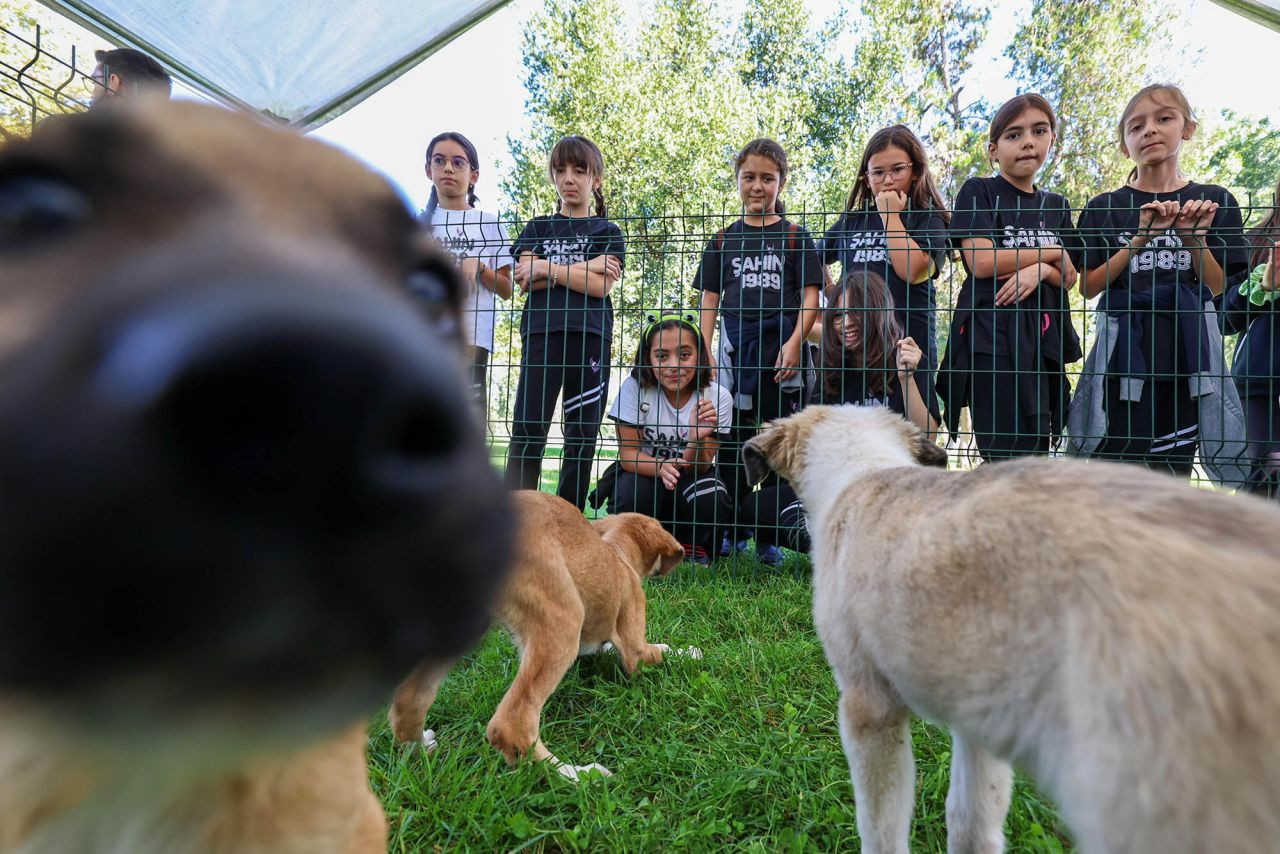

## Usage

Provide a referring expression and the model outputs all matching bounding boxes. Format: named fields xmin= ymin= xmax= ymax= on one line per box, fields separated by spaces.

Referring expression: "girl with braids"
xmin=750 ymin=270 xmax=939 ymax=557
xmin=421 ymin=132 xmax=512 ymax=424
xmin=938 ymin=94 xmax=1082 ymax=461
xmin=820 ymin=124 xmax=949 ymax=410
xmin=693 ymin=137 xmax=824 ymax=558
xmin=1221 ymin=175 xmax=1280 ymax=495
xmin=505 ymin=135 xmax=625 ymax=510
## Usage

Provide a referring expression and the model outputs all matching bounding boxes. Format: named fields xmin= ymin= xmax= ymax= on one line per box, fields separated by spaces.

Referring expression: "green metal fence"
xmin=3 ymin=22 xmax=1275 ymax=569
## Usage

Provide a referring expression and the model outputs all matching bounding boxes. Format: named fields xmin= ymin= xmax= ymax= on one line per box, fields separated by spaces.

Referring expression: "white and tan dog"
xmin=390 ymin=489 xmax=699 ymax=780
xmin=744 ymin=404 xmax=1280 ymax=854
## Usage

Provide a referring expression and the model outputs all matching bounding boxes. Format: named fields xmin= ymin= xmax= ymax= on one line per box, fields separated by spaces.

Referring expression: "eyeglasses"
xmin=430 ymin=154 xmax=472 ymax=172
xmin=866 ymin=163 xmax=912 ymax=182
xmin=82 ymin=74 xmax=105 ymax=94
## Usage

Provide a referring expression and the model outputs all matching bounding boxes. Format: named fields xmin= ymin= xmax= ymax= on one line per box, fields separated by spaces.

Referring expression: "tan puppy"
xmin=0 ymin=99 xmax=510 ymax=852
xmin=391 ymin=490 xmax=697 ymax=780
xmin=744 ymin=405 xmax=1280 ymax=854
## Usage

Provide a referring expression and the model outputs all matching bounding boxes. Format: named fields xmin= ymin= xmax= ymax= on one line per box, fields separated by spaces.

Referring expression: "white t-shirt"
xmin=608 ymin=378 xmax=733 ymax=461
xmin=428 ymin=208 xmax=513 ymax=352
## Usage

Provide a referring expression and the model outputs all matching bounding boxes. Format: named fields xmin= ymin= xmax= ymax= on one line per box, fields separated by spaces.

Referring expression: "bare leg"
xmin=838 ymin=687 xmax=914 ymax=854
xmin=945 ymin=733 xmax=1012 ymax=854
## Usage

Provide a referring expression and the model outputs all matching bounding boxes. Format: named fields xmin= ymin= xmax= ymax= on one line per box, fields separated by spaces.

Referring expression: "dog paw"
xmin=652 ymin=643 xmax=702 ymax=660
xmin=556 ymin=762 xmax=612 ymax=781
xmin=419 ymin=729 xmax=438 ymax=752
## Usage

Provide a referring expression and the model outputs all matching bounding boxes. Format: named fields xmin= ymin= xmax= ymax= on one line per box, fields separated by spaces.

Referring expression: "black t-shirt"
xmin=511 ymin=213 xmax=625 ymax=338
xmin=692 ymin=218 xmax=824 ymax=319
xmin=1076 ymin=182 xmax=1246 ymax=373
xmin=950 ymin=175 xmax=1077 ymax=356
xmin=815 ymin=368 xmax=902 ymax=411
xmin=1075 ymin=182 xmax=1245 ymax=295
xmin=818 ymin=205 xmax=947 ymax=363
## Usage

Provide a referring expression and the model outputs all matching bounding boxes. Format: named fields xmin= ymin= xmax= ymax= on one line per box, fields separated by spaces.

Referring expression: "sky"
xmin=312 ymin=0 xmax=1279 ymax=214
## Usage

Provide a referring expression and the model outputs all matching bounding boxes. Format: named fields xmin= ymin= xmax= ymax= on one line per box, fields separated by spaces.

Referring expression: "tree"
xmin=502 ymin=0 xmax=861 ymax=333
xmin=0 ymin=2 xmax=90 ymax=137
xmin=1195 ymin=111 xmax=1280 ymax=225
xmin=1003 ymin=0 xmax=1164 ymax=208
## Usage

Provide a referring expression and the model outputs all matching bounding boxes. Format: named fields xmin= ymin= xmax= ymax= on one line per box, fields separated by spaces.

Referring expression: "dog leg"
xmin=388 ymin=660 xmax=452 ymax=750
xmin=487 ymin=629 xmax=608 ymax=779
xmin=838 ymin=687 xmax=913 ymax=854
xmin=609 ymin=574 xmax=674 ymax=675
xmin=945 ymin=733 xmax=1012 ymax=854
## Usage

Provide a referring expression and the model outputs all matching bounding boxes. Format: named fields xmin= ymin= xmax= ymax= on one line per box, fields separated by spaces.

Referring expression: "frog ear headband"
xmin=641 ymin=310 xmax=701 ymax=343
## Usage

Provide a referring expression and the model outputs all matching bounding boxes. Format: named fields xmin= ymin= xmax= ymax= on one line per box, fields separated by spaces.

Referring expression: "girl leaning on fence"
xmin=818 ymin=124 xmax=949 ymax=417
xmin=1067 ymin=84 xmax=1249 ymax=483
xmin=750 ymin=269 xmax=939 ymax=556
xmin=1220 ymin=174 xmax=1280 ymax=495
xmin=504 ymin=135 xmax=625 ymax=510
xmin=421 ymin=132 xmax=513 ymax=426
xmin=693 ymin=137 xmax=824 ymax=558
xmin=588 ymin=312 xmax=734 ymax=565
xmin=937 ymin=93 xmax=1082 ymax=461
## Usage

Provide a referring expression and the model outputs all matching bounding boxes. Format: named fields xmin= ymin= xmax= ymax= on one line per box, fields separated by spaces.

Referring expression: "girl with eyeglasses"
xmin=505 ymin=135 xmax=625 ymax=510
xmin=589 ymin=313 xmax=733 ymax=565
xmin=937 ymin=94 xmax=1082 ymax=461
xmin=750 ymin=270 xmax=939 ymax=556
xmin=819 ymin=125 xmax=949 ymax=412
xmin=422 ymin=132 xmax=513 ymax=426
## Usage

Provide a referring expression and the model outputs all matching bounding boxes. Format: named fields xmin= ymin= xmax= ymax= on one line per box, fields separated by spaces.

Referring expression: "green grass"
xmin=369 ymin=556 xmax=1072 ymax=852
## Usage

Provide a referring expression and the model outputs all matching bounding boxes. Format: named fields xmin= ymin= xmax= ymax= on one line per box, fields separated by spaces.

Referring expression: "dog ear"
xmin=908 ymin=426 xmax=948 ymax=469
xmin=743 ymin=421 xmax=792 ymax=486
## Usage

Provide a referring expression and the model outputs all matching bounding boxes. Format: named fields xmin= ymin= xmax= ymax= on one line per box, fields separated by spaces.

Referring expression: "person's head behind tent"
xmin=89 ymin=48 xmax=172 ymax=108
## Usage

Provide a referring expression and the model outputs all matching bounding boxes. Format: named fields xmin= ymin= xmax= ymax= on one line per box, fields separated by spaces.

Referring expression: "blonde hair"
xmin=1118 ymin=84 xmax=1197 ymax=182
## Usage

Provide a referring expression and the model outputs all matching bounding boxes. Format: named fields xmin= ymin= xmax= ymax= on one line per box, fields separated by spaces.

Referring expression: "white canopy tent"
xmin=35 ymin=0 xmax=512 ymax=128
xmin=1210 ymin=0 xmax=1280 ymax=30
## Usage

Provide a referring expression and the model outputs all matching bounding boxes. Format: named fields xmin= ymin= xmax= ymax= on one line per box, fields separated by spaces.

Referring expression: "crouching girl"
xmin=750 ymin=270 xmax=939 ymax=558
xmin=590 ymin=312 xmax=733 ymax=565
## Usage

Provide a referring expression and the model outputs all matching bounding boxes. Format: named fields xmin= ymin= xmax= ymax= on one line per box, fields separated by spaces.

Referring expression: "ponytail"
xmin=423 ymin=185 xmax=440 ymax=233
xmin=593 ymin=186 xmax=606 ymax=218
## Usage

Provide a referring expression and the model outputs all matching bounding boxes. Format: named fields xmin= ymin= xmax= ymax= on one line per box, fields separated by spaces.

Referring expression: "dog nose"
xmin=93 ymin=281 xmax=467 ymax=514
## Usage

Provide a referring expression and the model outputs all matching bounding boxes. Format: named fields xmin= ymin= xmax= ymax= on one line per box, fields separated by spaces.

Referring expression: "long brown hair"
xmin=844 ymin=125 xmax=950 ymax=224
xmin=821 ymin=270 xmax=902 ymax=401
xmin=734 ymin=137 xmax=788 ymax=215
xmin=1117 ymin=84 xmax=1197 ymax=184
xmin=549 ymin=135 xmax=607 ymax=217
xmin=1248 ymin=175 xmax=1280 ymax=270
xmin=631 ymin=316 xmax=713 ymax=391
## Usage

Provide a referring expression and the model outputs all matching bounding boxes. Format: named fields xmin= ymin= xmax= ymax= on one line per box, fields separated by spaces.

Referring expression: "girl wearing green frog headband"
xmin=589 ymin=312 xmax=733 ymax=565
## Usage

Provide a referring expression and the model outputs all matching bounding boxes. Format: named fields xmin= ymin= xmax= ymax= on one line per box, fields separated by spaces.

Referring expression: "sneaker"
xmin=682 ymin=544 xmax=710 ymax=566
xmin=756 ymin=543 xmax=785 ymax=567
xmin=719 ymin=532 xmax=753 ymax=557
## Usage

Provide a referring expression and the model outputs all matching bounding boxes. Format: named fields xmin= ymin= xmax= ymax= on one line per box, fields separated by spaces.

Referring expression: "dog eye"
xmin=0 ymin=174 xmax=91 ymax=252
xmin=406 ymin=267 xmax=460 ymax=340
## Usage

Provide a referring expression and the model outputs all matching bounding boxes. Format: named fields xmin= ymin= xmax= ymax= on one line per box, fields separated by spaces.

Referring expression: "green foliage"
xmin=1003 ymin=0 xmax=1166 ymax=208
xmin=0 ymin=1 xmax=94 ymax=137
xmin=372 ymin=566 xmax=1074 ymax=851
xmin=1198 ymin=111 xmax=1280 ymax=224
xmin=501 ymin=0 xmax=861 ymax=344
